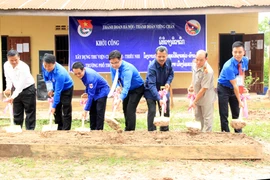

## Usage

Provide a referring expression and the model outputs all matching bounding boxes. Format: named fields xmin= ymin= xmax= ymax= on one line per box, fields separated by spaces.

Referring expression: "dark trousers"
xmin=89 ymin=96 xmax=107 ymax=130
xmin=54 ymin=86 xmax=73 ymax=130
xmin=217 ymin=84 xmax=242 ymax=133
xmin=13 ymin=84 xmax=36 ymax=130
xmin=123 ymin=85 xmax=144 ymax=131
xmin=146 ymin=98 xmax=170 ymax=131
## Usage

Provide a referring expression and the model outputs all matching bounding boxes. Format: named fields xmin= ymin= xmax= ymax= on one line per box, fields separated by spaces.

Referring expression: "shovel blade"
xmin=185 ymin=121 xmax=201 ymax=129
xmin=105 ymin=116 xmax=121 ymax=131
xmin=42 ymin=124 xmax=58 ymax=132
xmin=185 ymin=121 xmax=201 ymax=133
xmin=230 ymin=119 xmax=246 ymax=129
xmin=153 ymin=117 xmax=170 ymax=127
xmin=75 ymin=127 xmax=90 ymax=132
xmin=5 ymin=125 xmax=22 ymax=133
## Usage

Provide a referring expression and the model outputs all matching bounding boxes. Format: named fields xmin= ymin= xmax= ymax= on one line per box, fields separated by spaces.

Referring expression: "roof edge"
xmin=0 ymin=6 xmax=269 ymax=16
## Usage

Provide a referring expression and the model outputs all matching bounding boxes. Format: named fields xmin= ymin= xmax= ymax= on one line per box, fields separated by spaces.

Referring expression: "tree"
xmin=258 ymin=16 xmax=270 ymax=86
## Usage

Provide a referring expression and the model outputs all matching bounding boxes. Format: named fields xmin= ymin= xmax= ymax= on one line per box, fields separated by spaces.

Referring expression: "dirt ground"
xmin=0 ymin=130 xmax=261 ymax=146
xmin=0 ymin=95 xmax=270 ymax=179
xmin=0 ymin=131 xmax=269 ymax=180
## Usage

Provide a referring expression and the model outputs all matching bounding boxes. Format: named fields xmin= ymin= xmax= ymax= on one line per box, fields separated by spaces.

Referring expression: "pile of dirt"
xmin=0 ymin=130 xmax=260 ymax=146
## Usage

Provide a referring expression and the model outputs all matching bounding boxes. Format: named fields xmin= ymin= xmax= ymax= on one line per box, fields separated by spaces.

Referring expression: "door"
xmin=7 ymin=37 xmax=31 ymax=70
xmin=219 ymin=34 xmax=243 ymax=74
xmin=243 ymin=34 xmax=264 ymax=94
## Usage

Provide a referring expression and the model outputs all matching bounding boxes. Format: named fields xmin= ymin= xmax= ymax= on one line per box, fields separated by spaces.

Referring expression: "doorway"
xmin=1 ymin=36 xmax=32 ymax=91
xmin=7 ymin=36 xmax=31 ymax=70
xmin=219 ymin=34 xmax=243 ymax=74
xmin=1 ymin=36 xmax=8 ymax=92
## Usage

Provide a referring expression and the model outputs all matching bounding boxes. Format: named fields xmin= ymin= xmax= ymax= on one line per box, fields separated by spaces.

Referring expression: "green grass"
xmin=10 ymin=157 xmax=36 ymax=168
xmin=244 ymin=121 xmax=270 ymax=140
xmin=96 ymin=157 xmax=133 ymax=166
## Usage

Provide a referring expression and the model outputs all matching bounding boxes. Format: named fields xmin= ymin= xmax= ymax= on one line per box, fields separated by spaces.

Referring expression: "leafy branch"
xmin=244 ymin=70 xmax=261 ymax=90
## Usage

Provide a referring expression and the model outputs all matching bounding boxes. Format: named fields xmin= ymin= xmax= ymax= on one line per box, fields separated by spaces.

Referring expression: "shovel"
xmin=105 ymin=105 xmax=122 ymax=132
xmin=75 ymin=117 xmax=90 ymax=132
xmin=42 ymin=113 xmax=58 ymax=131
xmin=153 ymin=95 xmax=170 ymax=127
xmin=75 ymin=97 xmax=90 ymax=132
xmin=230 ymin=107 xmax=246 ymax=130
xmin=105 ymin=90 xmax=122 ymax=132
xmin=5 ymin=102 xmax=23 ymax=133
xmin=185 ymin=107 xmax=201 ymax=133
xmin=42 ymin=98 xmax=58 ymax=131
xmin=3 ymin=92 xmax=22 ymax=133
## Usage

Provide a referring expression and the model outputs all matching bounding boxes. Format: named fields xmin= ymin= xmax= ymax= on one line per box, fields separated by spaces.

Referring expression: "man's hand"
xmin=81 ymin=93 xmax=88 ymax=99
xmin=3 ymin=89 xmax=13 ymax=104
xmin=50 ymin=108 xmax=56 ymax=115
xmin=81 ymin=111 xmax=88 ymax=120
xmin=187 ymin=85 xmax=194 ymax=93
xmin=159 ymin=99 xmax=166 ymax=107
xmin=189 ymin=101 xmax=197 ymax=109
xmin=4 ymin=89 xmax=11 ymax=96
xmin=48 ymin=91 xmax=54 ymax=97
xmin=165 ymin=84 xmax=170 ymax=91
xmin=114 ymin=98 xmax=122 ymax=109
xmin=239 ymin=101 xmax=244 ymax=108
xmin=6 ymin=98 xmax=13 ymax=104
xmin=115 ymin=87 xmax=122 ymax=94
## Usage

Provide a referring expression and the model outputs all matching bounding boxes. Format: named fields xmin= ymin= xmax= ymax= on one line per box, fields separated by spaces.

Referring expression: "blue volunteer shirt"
xmin=110 ymin=60 xmax=144 ymax=100
xmin=42 ymin=63 xmax=73 ymax=108
xmin=144 ymin=58 xmax=174 ymax=101
xmin=82 ymin=67 xmax=110 ymax=111
xmin=218 ymin=56 xmax=249 ymax=88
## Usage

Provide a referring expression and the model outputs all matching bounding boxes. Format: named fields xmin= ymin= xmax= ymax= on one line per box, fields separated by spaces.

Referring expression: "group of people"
xmin=188 ymin=41 xmax=248 ymax=133
xmin=3 ymin=41 xmax=248 ymax=133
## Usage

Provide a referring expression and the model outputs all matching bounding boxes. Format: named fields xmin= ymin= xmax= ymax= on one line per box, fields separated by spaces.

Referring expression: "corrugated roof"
xmin=0 ymin=0 xmax=269 ymax=10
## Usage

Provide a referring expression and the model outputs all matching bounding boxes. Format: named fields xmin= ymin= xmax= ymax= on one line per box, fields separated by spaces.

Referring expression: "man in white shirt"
xmin=4 ymin=49 xmax=36 ymax=130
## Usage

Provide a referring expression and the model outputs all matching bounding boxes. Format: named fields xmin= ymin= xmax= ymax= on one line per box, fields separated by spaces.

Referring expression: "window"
xmin=55 ymin=35 xmax=68 ymax=65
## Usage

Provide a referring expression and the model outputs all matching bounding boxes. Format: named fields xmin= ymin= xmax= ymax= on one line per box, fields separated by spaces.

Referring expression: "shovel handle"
xmin=239 ymin=107 xmax=243 ymax=120
xmin=191 ymin=107 xmax=194 ymax=116
xmin=49 ymin=113 xmax=53 ymax=126
xmin=161 ymin=95 xmax=166 ymax=117
xmin=81 ymin=117 xmax=85 ymax=128
xmin=4 ymin=91 xmax=14 ymax=125
xmin=161 ymin=104 xmax=165 ymax=117
xmin=111 ymin=105 xmax=117 ymax=118
xmin=192 ymin=107 xmax=197 ymax=122
xmin=8 ymin=103 xmax=13 ymax=125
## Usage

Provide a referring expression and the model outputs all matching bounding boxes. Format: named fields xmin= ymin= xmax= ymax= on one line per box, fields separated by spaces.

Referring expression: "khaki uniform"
xmin=192 ymin=62 xmax=216 ymax=132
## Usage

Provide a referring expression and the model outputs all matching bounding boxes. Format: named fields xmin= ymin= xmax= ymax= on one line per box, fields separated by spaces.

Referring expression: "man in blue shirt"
xmin=108 ymin=50 xmax=144 ymax=131
xmin=72 ymin=62 xmax=110 ymax=130
xmin=42 ymin=54 xmax=74 ymax=130
xmin=217 ymin=41 xmax=248 ymax=133
xmin=144 ymin=46 xmax=174 ymax=131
